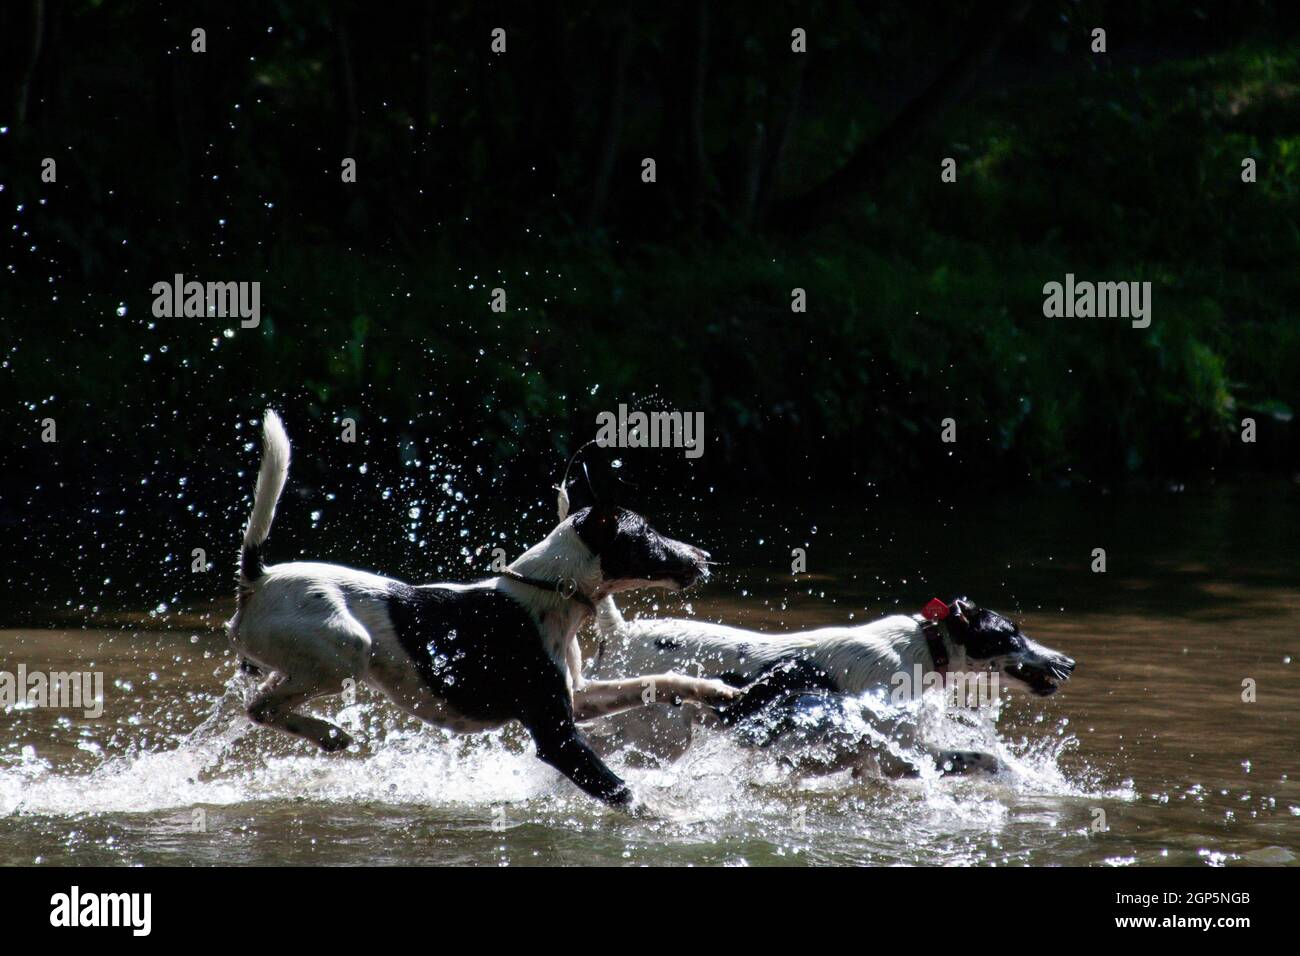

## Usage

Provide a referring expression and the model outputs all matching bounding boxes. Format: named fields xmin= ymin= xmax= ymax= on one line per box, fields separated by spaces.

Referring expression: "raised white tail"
xmin=239 ymin=409 xmax=291 ymax=584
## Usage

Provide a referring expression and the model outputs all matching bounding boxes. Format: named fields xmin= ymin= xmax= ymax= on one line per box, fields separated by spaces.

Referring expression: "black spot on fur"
xmin=715 ymin=656 xmax=840 ymax=726
xmin=384 ymin=582 xmax=630 ymax=805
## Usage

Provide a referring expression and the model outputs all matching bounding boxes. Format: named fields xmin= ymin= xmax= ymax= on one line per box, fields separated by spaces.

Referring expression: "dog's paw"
xmin=624 ymin=795 xmax=659 ymax=820
xmin=690 ymin=678 xmax=745 ymax=707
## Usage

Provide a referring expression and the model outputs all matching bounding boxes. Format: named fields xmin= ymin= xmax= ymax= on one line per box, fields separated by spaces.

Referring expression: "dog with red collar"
xmin=587 ymin=595 xmax=1076 ymax=778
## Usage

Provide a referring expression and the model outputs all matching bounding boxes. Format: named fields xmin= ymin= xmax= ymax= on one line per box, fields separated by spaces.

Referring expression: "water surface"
xmin=2 ymin=482 xmax=1296 ymax=865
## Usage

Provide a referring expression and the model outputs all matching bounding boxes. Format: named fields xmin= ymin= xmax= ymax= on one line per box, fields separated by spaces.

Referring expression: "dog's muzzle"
xmin=673 ymin=546 xmax=711 ymax=589
xmin=1005 ymin=653 xmax=1076 ymax=696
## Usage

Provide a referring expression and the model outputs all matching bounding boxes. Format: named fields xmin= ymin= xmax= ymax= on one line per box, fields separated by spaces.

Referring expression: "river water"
xmin=1 ymin=481 xmax=1296 ymax=865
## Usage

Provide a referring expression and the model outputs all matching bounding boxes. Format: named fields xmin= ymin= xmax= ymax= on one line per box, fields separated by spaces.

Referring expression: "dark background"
xmin=1 ymin=0 xmax=1297 ymax=617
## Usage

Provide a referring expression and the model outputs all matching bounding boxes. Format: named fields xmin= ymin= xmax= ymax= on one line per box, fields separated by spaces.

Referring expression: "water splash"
xmin=1 ymin=672 xmax=1120 ymax=835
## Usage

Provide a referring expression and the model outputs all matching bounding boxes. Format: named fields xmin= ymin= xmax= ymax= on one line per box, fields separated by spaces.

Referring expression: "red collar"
xmin=918 ymin=618 xmax=949 ymax=673
xmin=918 ymin=597 xmax=952 ymax=673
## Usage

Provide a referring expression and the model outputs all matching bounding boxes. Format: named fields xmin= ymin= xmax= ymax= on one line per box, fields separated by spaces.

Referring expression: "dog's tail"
xmin=594 ymin=596 xmax=625 ymax=636
xmin=239 ymin=409 xmax=291 ymax=586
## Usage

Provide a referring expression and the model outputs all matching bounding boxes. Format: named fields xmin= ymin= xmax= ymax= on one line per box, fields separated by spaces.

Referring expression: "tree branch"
xmin=685 ymin=0 xmax=715 ymax=229
xmin=768 ymin=0 xmax=1033 ymax=232
xmin=15 ymin=0 xmax=45 ymax=126
xmin=333 ymin=3 xmax=360 ymax=160
xmin=754 ymin=54 xmax=806 ymax=222
xmin=585 ymin=18 xmax=631 ymax=229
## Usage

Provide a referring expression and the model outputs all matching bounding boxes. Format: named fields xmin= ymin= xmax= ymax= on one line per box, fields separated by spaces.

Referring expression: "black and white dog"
xmin=226 ymin=411 xmax=741 ymax=807
xmin=589 ymin=596 xmax=1076 ymax=777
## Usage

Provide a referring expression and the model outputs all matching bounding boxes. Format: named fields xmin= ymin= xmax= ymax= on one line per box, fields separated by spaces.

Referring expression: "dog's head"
xmin=943 ymin=597 xmax=1075 ymax=696
xmin=570 ymin=504 xmax=710 ymax=594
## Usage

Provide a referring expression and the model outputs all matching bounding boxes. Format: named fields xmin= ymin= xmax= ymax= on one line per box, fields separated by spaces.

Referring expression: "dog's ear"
xmin=555 ymin=440 xmax=601 ymax=518
xmin=585 ymin=454 xmax=636 ymax=509
xmin=560 ymin=460 xmax=599 ymax=514
xmin=572 ymin=502 xmax=621 ymax=555
xmin=950 ymin=597 xmax=977 ymax=623
xmin=582 ymin=460 xmax=605 ymax=505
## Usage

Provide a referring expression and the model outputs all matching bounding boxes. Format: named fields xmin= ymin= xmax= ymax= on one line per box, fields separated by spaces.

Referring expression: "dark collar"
xmin=499 ymin=568 xmax=596 ymax=612
xmin=914 ymin=615 xmax=950 ymax=672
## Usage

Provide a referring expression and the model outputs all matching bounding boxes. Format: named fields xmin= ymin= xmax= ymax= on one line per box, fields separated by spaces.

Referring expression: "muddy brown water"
xmin=1 ymin=482 xmax=1296 ymax=865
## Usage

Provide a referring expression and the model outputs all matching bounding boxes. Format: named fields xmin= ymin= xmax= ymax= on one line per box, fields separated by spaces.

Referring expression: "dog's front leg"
xmin=573 ymin=674 xmax=741 ymax=722
xmin=521 ymin=692 xmax=633 ymax=807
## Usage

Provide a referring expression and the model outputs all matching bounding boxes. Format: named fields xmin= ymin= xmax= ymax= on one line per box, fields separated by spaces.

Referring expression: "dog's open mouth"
xmin=673 ymin=563 xmax=709 ymax=589
xmin=666 ymin=552 xmax=712 ymax=590
xmin=634 ymin=564 xmax=707 ymax=591
xmin=1005 ymin=657 xmax=1075 ymax=696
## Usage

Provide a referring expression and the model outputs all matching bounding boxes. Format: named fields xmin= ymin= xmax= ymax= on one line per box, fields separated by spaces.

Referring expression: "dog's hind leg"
xmin=239 ymin=589 xmax=372 ymax=752
xmin=247 ymin=672 xmax=354 ymax=752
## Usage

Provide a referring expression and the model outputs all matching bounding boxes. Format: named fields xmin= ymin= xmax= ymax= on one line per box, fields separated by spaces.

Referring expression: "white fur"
xmin=242 ymin=410 xmax=290 ymax=556
xmin=584 ymin=600 xmax=943 ymax=769
xmin=231 ymin=538 xmax=606 ymax=736
xmin=586 ymin=599 xmax=1068 ymax=778
xmin=503 ymin=523 xmax=604 ymax=673
xmin=592 ymin=596 xmax=937 ymax=693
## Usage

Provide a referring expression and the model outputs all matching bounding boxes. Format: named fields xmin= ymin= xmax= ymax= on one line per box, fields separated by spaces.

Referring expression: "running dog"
xmin=587 ymin=596 xmax=1075 ymax=777
xmin=225 ymin=411 xmax=741 ymax=808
